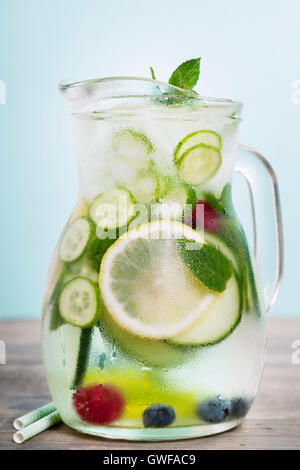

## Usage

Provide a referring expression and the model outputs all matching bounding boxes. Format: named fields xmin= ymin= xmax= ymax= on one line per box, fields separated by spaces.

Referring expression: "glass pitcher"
xmin=42 ymin=77 xmax=283 ymax=441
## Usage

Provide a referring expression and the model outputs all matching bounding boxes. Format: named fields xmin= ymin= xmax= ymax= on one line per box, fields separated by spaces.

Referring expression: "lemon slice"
xmin=99 ymin=221 xmax=215 ymax=339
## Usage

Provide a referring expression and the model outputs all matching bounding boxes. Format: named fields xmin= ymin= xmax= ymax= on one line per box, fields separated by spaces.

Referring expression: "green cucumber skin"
xmin=58 ymin=276 xmax=101 ymax=329
xmin=165 ymin=271 xmax=243 ymax=349
xmin=48 ymin=218 xmax=116 ymax=332
xmin=220 ymin=230 xmax=261 ymax=317
xmin=220 ymin=184 xmax=262 ymax=317
xmin=60 ymin=217 xmax=95 ymax=264
xmin=48 ymin=265 xmax=67 ymax=331
xmin=174 ymin=130 xmax=222 ymax=163
xmin=71 ymin=327 xmax=93 ymax=389
xmin=49 ymin=219 xmax=97 ymax=332
xmin=240 ymin=230 xmax=261 ymax=315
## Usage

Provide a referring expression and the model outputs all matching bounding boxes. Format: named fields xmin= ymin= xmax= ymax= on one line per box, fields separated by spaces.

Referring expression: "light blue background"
xmin=0 ymin=0 xmax=299 ymax=319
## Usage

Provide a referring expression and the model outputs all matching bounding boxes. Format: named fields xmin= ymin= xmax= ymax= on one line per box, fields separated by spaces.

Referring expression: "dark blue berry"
xmin=143 ymin=404 xmax=176 ymax=428
xmin=230 ymin=397 xmax=251 ymax=418
xmin=197 ymin=397 xmax=231 ymax=423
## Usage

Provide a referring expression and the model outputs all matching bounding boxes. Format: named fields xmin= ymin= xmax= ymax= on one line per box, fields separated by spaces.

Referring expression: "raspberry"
xmin=186 ymin=200 xmax=221 ymax=233
xmin=72 ymin=384 xmax=125 ymax=424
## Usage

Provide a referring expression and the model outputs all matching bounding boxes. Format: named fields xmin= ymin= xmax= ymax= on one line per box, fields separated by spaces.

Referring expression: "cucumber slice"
xmin=59 ymin=276 xmax=100 ymax=328
xmin=48 ymin=257 xmax=99 ymax=331
xmin=174 ymin=130 xmax=222 ymax=163
xmin=72 ymin=327 xmax=93 ymax=389
xmin=113 ymin=128 xmax=154 ymax=171
xmin=178 ymin=144 xmax=222 ymax=185
xmin=47 ymin=266 xmax=67 ymax=331
xmin=89 ymin=188 xmax=136 ymax=231
xmin=153 ymin=185 xmax=196 ymax=221
xmin=59 ymin=217 xmax=93 ymax=263
xmin=62 ymin=324 xmax=93 ymax=389
xmin=169 ymin=273 xmax=242 ymax=346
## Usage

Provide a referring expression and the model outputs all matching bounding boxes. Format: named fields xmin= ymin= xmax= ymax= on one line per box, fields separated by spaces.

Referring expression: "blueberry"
xmin=143 ymin=404 xmax=176 ymax=428
xmin=197 ymin=397 xmax=231 ymax=423
xmin=230 ymin=397 xmax=251 ymax=418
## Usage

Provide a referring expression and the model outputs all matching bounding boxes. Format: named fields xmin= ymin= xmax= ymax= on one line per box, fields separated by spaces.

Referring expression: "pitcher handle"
xmin=234 ymin=144 xmax=284 ymax=313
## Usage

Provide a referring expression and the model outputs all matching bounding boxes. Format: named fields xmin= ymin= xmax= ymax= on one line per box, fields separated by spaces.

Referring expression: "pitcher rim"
xmin=58 ymin=76 xmax=243 ymax=112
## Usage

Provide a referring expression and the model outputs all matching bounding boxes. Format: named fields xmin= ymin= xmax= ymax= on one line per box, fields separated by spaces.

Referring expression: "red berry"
xmin=72 ymin=384 xmax=125 ymax=424
xmin=185 ymin=200 xmax=221 ymax=233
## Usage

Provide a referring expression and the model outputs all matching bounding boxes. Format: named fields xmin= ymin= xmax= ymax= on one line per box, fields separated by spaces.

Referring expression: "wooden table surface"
xmin=0 ymin=318 xmax=300 ymax=450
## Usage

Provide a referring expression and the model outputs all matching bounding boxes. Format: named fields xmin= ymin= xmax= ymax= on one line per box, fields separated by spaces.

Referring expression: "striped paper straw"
xmin=13 ymin=402 xmax=57 ymax=430
xmin=13 ymin=410 xmax=61 ymax=444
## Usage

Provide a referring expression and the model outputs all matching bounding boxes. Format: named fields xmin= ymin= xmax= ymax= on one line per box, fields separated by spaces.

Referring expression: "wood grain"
xmin=0 ymin=318 xmax=299 ymax=450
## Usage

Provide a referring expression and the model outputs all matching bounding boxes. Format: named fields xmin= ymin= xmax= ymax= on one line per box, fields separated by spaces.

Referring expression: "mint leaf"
xmin=149 ymin=66 xmax=156 ymax=80
xmin=177 ymin=241 xmax=232 ymax=292
xmin=88 ymin=237 xmax=115 ymax=271
xmin=201 ymin=191 xmax=224 ymax=213
xmin=221 ymin=183 xmax=236 ymax=217
xmin=169 ymin=58 xmax=201 ymax=91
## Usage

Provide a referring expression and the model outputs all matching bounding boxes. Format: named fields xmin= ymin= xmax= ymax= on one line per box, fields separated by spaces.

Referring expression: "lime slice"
xmin=174 ymin=130 xmax=221 ymax=163
xmin=99 ymin=221 xmax=215 ymax=339
xmin=113 ymin=128 xmax=154 ymax=171
xmin=178 ymin=144 xmax=222 ymax=185
xmin=169 ymin=273 xmax=242 ymax=346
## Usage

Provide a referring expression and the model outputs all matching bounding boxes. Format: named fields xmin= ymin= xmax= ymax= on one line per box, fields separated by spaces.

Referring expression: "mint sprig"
xmin=177 ymin=241 xmax=232 ymax=292
xmin=149 ymin=66 xmax=156 ymax=80
xmin=169 ymin=58 xmax=201 ymax=91
xmin=149 ymin=58 xmax=201 ymax=92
